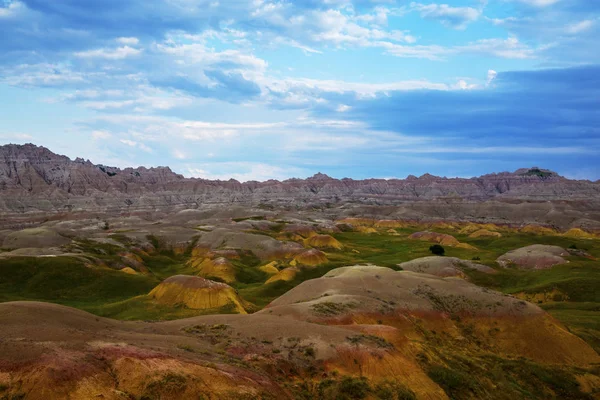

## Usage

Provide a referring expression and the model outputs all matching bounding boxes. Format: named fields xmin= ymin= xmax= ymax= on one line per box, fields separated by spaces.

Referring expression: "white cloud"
xmin=487 ymin=69 xmax=498 ymax=85
xmin=566 ymin=20 xmax=594 ymax=35
xmin=119 ymin=138 xmax=153 ymax=153
xmin=0 ymin=63 xmax=87 ymax=86
xmin=511 ymin=0 xmax=561 ymax=7
xmin=120 ymin=139 xmax=137 ymax=147
xmin=75 ymin=46 xmax=142 ymax=60
xmin=116 ymin=37 xmax=140 ymax=45
xmin=156 ymin=38 xmax=268 ymax=72
xmin=459 ymin=36 xmax=539 ymax=59
xmin=91 ymin=130 xmax=112 ymax=140
xmin=453 ymin=79 xmax=478 ymax=90
xmin=260 ymin=76 xmax=450 ymax=106
xmin=186 ymin=162 xmax=306 ymax=182
xmin=172 ymin=149 xmax=188 ymax=159
xmin=382 ymin=36 xmax=540 ymax=60
xmin=0 ymin=132 xmax=33 ymax=141
xmin=0 ymin=1 xmax=24 ymax=18
xmin=410 ymin=2 xmax=482 ymax=29
xmin=393 ymin=145 xmax=594 ymax=155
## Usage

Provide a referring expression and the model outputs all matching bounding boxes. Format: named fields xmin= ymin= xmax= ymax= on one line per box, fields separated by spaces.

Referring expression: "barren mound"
xmin=195 ymin=228 xmax=302 ymax=259
xmin=469 ymin=229 xmax=502 ymax=238
xmin=189 ymin=257 xmax=236 ymax=283
xmin=563 ymin=228 xmax=596 ymax=239
xmin=355 ymin=226 xmax=378 ymax=234
xmin=409 ymin=231 xmax=476 ymax=249
xmin=399 ymin=256 xmax=495 ymax=278
xmin=409 ymin=231 xmax=460 ymax=246
xmin=149 ymin=275 xmax=246 ymax=313
xmin=459 ymin=223 xmax=500 ymax=235
xmin=292 ymin=248 xmax=328 ymax=266
xmin=520 ymin=225 xmax=557 ymax=235
xmin=374 ymin=219 xmax=407 ymax=228
xmin=265 ymin=265 xmax=541 ymax=320
xmin=306 ymin=234 xmax=343 ymax=250
xmin=282 ymin=224 xmax=317 ymax=238
xmin=266 ymin=267 xmax=299 ymax=284
xmin=3 ymin=227 xmax=71 ymax=249
xmin=497 ymin=245 xmax=569 ymax=269
xmin=259 ymin=261 xmax=280 ymax=275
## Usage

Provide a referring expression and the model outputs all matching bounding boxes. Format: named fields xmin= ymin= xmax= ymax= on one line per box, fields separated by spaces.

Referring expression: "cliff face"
xmin=1 ymin=144 xmax=599 ymax=221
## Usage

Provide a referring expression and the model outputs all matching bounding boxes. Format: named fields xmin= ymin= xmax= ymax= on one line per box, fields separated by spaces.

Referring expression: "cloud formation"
xmin=0 ymin=0 xmax=599 ymax=180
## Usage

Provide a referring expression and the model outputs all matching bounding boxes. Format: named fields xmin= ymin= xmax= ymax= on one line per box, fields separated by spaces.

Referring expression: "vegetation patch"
xmin=346 ymin=334 xmax=394 ymax=350
xmin=373 ymin=381 xmax=417 ymax=400
xmin=311 ymin=301 xmax=357 ymax=316
xmin=142 ymin=373 xmax=188 ymax=400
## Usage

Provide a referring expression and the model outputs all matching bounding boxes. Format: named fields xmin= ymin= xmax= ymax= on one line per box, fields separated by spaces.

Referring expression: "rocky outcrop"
xmin=398 ymin=256 xmax=495 ymax=277
xmin=2 ymin=144 xmax=600 ymax=230
xmin=497 ymin=245 xmax=570 ymax=270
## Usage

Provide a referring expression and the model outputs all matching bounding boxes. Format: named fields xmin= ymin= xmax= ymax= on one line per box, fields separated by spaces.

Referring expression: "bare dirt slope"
xmin=1 ymin=266 xmax=598 ymax=399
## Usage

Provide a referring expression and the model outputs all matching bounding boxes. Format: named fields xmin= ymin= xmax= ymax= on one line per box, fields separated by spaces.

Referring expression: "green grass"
xmin=141 ymin=254 xmax=196 ymax=280
xmin=329 ymin=229 xmax=600 ymax=353
xmin=425 ymin=356 xmax=593 ymax=400
xmin=2 ymin=224 xmax=600 ymax=357
xmin=542 ymin=302 xmax=600 ymax=353
xmin=0 ymin=257 xmax=157 ymax=307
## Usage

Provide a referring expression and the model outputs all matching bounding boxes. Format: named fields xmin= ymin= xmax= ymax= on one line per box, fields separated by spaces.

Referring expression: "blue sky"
xmin=0 ymin=0 xmax=599 ymax=181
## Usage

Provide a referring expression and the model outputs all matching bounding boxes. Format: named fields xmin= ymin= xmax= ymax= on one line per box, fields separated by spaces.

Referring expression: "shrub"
xmin=374 ymin=381 xmax=416 ymax=400
xmin=427 ymin=366 xmax=472 ymax=397
xmin=338 ymin=377 xmax=370 ymax=399
xmin=304 ymin=347 xmax=316 ymax=357
xmin=429 ymin=244 xmax=445 ymax=256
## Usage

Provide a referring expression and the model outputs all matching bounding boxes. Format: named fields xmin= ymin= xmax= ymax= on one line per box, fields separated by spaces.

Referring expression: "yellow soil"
xmin=306 ymin=235 xmax=343 ymax=250
xmin=355 ymin=226 xmax=378 ymax=234
xmin=149 ymin=281 xmax=246 ymax=314
xmin=331 ymin=347 xmax=449 ymax=400
xmin=114 ymin=357 xmax=267 ymax=399
xmin=259 ymin=261 xmax=280 ymax=275
xmin=190 ymin=246 xmax=211 ymax=258
xmin=563 ymin=228 xmax=596 ymax=239
xmin=409 ymin=231 xmax=477 ymax=249
xmin=520 ymin=225 xmax=557 ymax=235
xmin=514 ymin=289 xmax=569 ymax=304
xmin=121 ymin=252 xmax=144 ymax=263
xmin=468 ymin=229 xmax=502 ymax=238
xmin=266 ymin=267 xmax=299 ymax=284
xmin=374 ymin=220 xmax=409 ymax=228
xmin=189 ymin=257 xmax=236 ymax=283
xmin=336 ymin=218 xmax=376 ymax=226
xmin=428 ymin=221 xmax=458 ymax=231
xmin=293 ymin=249 xmax=328 ymax=266
xmin=120 ymin=267 xmax=138 ymax=275
xmin=458 ymin=223 xmax=501 ymax=235
xmin=172 ymin=244 xmax=188 ymax=255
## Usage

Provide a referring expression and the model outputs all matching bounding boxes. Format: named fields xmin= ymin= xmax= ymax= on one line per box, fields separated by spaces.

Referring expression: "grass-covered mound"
xmin=0 ymin=256 xmax=157 ymax=306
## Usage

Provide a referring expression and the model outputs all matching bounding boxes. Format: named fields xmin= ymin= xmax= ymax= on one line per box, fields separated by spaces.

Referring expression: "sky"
xmin=0 ymin=0 xmax=599 ymax=181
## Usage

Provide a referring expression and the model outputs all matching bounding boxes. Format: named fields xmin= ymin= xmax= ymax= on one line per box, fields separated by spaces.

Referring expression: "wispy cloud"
xmin=410 ymin=2 xmax=483 ymax=30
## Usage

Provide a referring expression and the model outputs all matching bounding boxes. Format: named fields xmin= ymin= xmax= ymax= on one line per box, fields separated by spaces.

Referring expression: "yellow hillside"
xmin=149 ymin=275 xmax=247 ymax=314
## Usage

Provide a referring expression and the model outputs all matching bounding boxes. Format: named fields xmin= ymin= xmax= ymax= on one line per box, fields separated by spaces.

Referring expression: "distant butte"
xmin=0 ymin=143 xmax=599 ymax=231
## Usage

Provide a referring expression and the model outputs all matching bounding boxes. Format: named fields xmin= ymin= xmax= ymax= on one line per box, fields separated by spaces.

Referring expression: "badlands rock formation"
xmin=149 ymin=275 xmax=247 ymax=314
xmin=398 ymin=256 xmax=496 ymax=277
xmin=2 ymin=144 xmax=600 ymax=230
xmin=497 ymin=245 xmax=570 ymax=269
